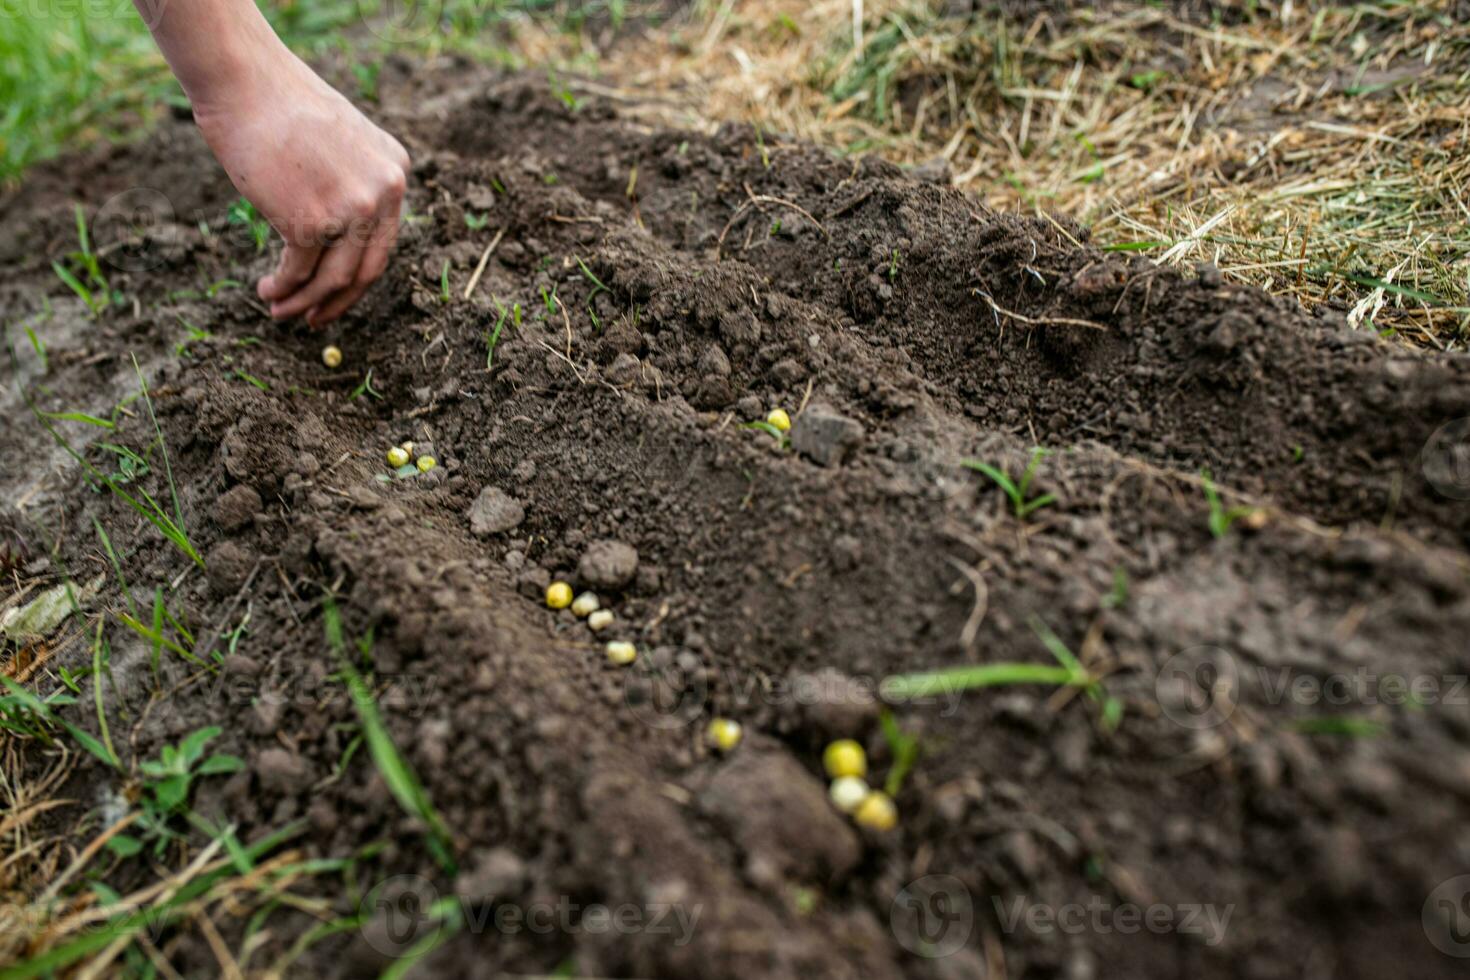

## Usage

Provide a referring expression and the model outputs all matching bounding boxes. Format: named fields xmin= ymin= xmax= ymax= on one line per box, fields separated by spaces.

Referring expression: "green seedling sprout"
xmin=878 ymin=709 xmax=919 ymax=797
xmin=883 ymin=615 xmax=1122 ymax=731
xmin=575 ymin=256 xmax=610 ymax=329
xmin=741 ymin=420 xmax=790 ymax=449
xmin=439 ymin=260 xmax=451 ymax=303
xmin=464 ymin=211 xmax=489 ymax=230
xmin=962 ymin=447 xmax=1056 ymax=519
xmin=51 ymin=204 xmax=113 ymax=316
xmin=486 ymin=298 xmax=515 ymax=369
xmin=20 ymin=358 xmax=202 ymax=568
xmin=227 ymin=197 xmax=270 ymax=253
xmin=1201 ymin=467 xmax=1256 ymax=538
xmin=349 ymin=368 xmax=382 ymax=401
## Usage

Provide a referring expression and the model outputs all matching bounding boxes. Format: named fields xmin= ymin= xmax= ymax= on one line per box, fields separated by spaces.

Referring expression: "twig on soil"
xmin=944 ymin=556 xmax=989 ymax=655
xmin=534 ymin=338 xmax=588 ymax=385
xmin=715 ymin=188 xmax=829 ymax=259
xmin=39 ymin=811 xmax=139 ymax=904
xmin=462 ymin=226 xmax=506 ymax=301
xmin=973 ymin=290 xmax=1107 ymax=331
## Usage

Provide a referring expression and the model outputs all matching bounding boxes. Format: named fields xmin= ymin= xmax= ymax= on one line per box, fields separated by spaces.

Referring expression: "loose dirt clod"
xmin=467 ymin=485 xmax=525 ymax=536
xmin=578 ymin=539 xmax=639 ymax=591
xmin=791 ymin=406 xmax=863 ymax=466
xmin=210 ymin=483 xmax=261 ymax=532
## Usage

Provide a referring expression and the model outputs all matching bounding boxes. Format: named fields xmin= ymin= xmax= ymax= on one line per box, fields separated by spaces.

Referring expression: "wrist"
xmin=145 ymin=1 xmax=300 ymax=119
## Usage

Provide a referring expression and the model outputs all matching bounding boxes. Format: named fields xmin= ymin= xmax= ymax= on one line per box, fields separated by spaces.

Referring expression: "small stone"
xmin=578 ymin=540 xmax=639 ymax=591
xmin=790 ymin=406 xmax=864 ymax=467
xmin=468 ymin=486 xmax=525 ymax=536
xmin=211 ymin=484 xmax=262 ymax=532
xmin=256 ymin=748 xmax=312 ymax=794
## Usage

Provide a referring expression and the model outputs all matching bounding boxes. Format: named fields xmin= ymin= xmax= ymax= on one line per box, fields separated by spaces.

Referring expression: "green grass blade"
xmin=92 ymin=518 xmax=136 ymax=619
xmin=131 ymin=354 xmax=190 ymax=540
xmin=882 ymin=662 xmax=1075 ymax=700
xmin=323 ymin=598 xmax=455 ymax=872
xmin=38 ymin=410 xmax=114 ymax=429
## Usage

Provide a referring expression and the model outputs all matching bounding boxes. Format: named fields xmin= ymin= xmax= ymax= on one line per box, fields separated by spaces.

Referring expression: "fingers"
xmin=307 ymin=216 xmax=400 ymax=327
xmin=306 ymin=170 xmax=406 ymax=327
xmin=260 ymin=145 xmax=410 ymax=326
xmin=258 ymin=241 xmax=322 ymax=302
xmin=268 ymin=240 xmax=364 ymax=322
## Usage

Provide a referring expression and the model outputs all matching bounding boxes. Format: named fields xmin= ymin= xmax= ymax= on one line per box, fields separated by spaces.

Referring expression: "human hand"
xmin=193 ymin=51 xmax=410 ymax=327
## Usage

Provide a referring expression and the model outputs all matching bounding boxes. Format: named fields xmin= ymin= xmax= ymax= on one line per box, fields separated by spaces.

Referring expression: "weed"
xmin=139 ymin=727 xmax=243 ymax=814
xmin=883 ymin=616 xmax=1122 ymax=731
xmin=351 ymin=58 xmax=381 ymax=102
xmin=24 ymin=371 xmax=201 ymax=568
xmin=0 ymin=675 xmax=118 ymax=769
xmin=51 ymin=205 xmax=115 ymax=316
xmin=234 ymin=369 xmax=270 ymax=391
xmin=1201 ymin=468 xmax=1255 ymax=538
xmin=888 ymin=248 xmax=901 ymax=283
xmin=24 ymin=324 xmax=46 ymax=371
xmin=548 ymin=69 xmax=579 ymax=111
xmin=323 ymin=597 xmax=456 ymax=872
xmin=227 ymin=197 xmax=271 ymax=253
xmin=465 ymin=211 xmax=489 ymax=230
xmin=962 ymin=447 xmax=1056 ymax=520
xmin=439 ymin=260 xmax=451 ymax=303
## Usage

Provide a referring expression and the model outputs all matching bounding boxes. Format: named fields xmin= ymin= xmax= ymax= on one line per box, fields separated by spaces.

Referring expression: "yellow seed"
xmin=570 ymin=592 xmax=600 ymax=618
xmin=400 ymin=441 xmax=415 ymax=454
xmin=416 ymin=455 xmax=436 ymax=472
xmin=605 ymin=641 xmax=637 ymax=665
xmin=545 ymin=582 xmax=573 ymax=609
xmin=587 ymin=609 xmax=614 ymax=632
xmin=853 ymin=791 xmax=897 ymax=831
xmin=766 ymin=407 xmax=791 ymax=432
xmin=829 ymin=776 xmax=869 ymax=813
xmin=321 ymin=345 xmax=343 ymax=368
xmin=706 ymin=718 xmax=743 ymax=752
xmin=386 ymin=446 xmax=410 ymax=468
xmin=822 ymin=739 xmax=867 ymax=779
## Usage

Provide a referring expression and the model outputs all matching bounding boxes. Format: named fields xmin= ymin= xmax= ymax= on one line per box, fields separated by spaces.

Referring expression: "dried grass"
xmin=600 ymin=0 xmax=1470 ymax=347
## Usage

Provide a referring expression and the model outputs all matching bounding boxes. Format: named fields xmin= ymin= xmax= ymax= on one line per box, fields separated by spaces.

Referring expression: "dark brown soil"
xmin=4 ymin=60 xmax=1470 ymax=980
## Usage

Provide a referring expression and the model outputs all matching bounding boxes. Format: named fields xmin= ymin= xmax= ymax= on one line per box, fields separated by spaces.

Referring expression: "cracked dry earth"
xmin=4 ymin=64 xmax=1470 ymax=979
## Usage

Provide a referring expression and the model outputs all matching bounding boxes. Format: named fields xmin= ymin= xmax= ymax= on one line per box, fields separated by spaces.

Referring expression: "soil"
xmin=4 ymin=54 xmax=1470 ymax=980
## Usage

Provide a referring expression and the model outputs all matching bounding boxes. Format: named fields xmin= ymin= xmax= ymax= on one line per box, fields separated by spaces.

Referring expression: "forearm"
xmin=133 ymin=0 xmax=295 ymax=110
